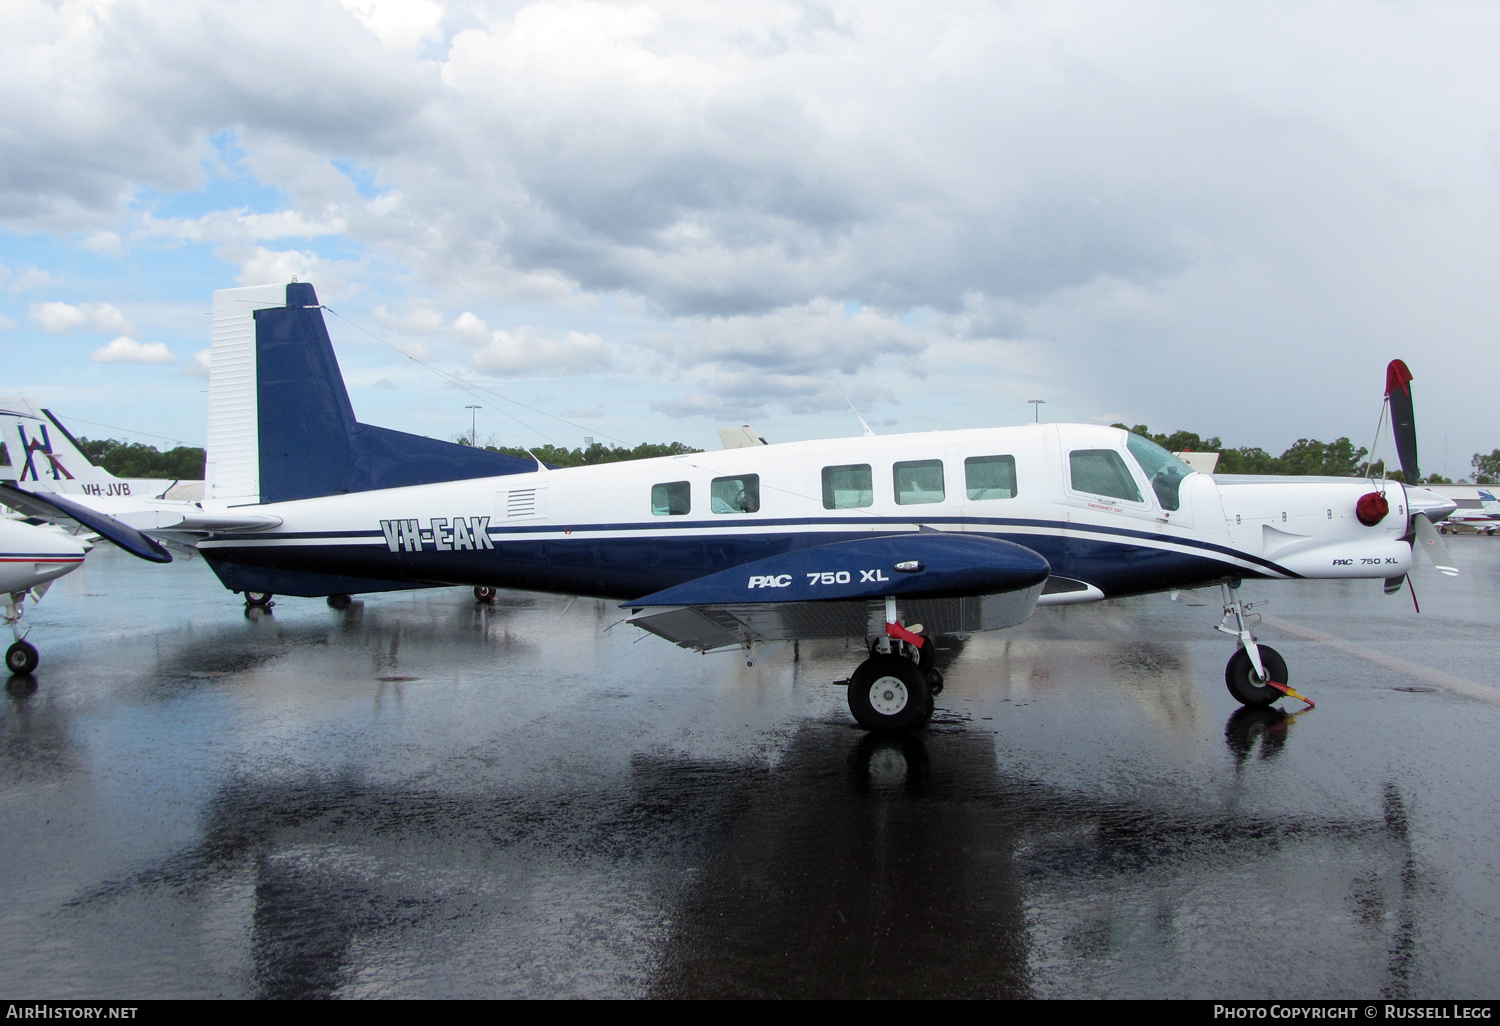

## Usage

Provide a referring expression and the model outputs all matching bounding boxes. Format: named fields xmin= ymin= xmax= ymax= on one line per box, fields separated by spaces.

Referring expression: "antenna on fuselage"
xmin=525 ymin=448 xmax=549 ymax=471
xmin=845 ymin=397 xmax=876 ymax=437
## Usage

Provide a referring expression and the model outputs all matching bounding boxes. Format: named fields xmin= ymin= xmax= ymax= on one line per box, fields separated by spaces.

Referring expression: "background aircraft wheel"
xmin=848 ymin=655 xmax=931 ymax=731
xmin=244 ymin=591 xmax=273 ymax=608
xmin=327 ymin=593 xmax=351 ymax=610
xmin=5 ymin=640 xmax=38 ymax=675
xmin=474 ymin=586 xmax=497 ymax=604
xmin=1225 ymin=645 xmax=1289 ymax=707
xmin=925 ymin=667 xmax=944 ymax=695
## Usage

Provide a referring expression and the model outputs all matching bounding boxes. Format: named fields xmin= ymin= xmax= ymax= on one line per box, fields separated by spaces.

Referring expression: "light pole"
xmin=1028 ymin=399 xmax=1045 ymax=423
xmin=465 ymin=405 xmax=480 ymax=447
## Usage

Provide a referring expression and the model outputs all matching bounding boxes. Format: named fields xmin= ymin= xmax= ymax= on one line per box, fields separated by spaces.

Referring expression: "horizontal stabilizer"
xmin=0 ymin=483 xmax=171 ymax=563
xmin=624 ymin=533 xmax=1050 ymax=608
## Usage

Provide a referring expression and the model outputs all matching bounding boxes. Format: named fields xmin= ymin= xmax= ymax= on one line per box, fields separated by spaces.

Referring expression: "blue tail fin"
xmin=217 ymin=282 xmax=535 ymax=505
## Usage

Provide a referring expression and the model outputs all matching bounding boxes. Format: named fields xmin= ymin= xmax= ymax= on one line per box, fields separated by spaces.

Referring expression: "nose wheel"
xmin=5 ymin=640 xmax=38 ymax=675
xmin=1225 ymin=644 xmax=1288 ymax=707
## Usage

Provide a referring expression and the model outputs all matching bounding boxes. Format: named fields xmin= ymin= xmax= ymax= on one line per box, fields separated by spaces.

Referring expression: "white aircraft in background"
xmin=0 ymin=396 xmax=203 ymax=501
xmin=0 ymin=517 xmax=87 ymax=674
xmin=1 ymin=282 xmax=1459 ymax=732
xmin=1437 ymin=489 xmax=1500 ymax=535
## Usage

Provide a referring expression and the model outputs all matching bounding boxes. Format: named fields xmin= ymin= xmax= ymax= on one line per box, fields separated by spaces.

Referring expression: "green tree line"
xmin=0 ymin=439 xmax=207 ymax=478
xmin=464 ymin=439 xmax=703 ymax=467
xmin=1119 ymin=424 xmax=1500 ymax=484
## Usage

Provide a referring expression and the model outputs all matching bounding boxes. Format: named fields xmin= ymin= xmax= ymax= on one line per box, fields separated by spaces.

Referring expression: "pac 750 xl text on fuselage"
xmin=2 ymin=282 xmax=1457 ymax=731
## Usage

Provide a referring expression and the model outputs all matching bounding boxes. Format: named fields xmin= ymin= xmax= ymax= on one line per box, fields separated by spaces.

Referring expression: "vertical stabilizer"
xmin=207 ymin=282 xmax=536 ymax=507
xmin=208 ymin=283 xmax=286 ymax=504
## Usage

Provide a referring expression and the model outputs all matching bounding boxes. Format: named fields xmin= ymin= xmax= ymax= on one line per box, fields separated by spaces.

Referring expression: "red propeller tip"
xmin=1386 ymin=359 xmax=1413 ymax=397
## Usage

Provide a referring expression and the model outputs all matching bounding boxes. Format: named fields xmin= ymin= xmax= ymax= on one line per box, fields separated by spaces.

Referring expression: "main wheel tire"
xmin=848 ymin=655 xmax=932 ymax=731
xmin=244 ymin=591 xmax=273 ymax=609
xmin=1225 ymin=645 xmax=1289 ymax=707
xmin=5 ymin=640 xmax=38 ymax=675
xmin=474 ymin=586 xmax=497 ymax=603
xmin=327 ymin=594 xmax=351 ymax=610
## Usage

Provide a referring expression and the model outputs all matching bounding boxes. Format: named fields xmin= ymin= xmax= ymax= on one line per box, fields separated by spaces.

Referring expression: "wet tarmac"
xmin=2 ymin=539 xmax=1498 ymax=998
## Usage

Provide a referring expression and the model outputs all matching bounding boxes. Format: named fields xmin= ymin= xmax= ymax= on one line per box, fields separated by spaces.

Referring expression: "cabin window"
xmin=894 ymin=459 xmax=945 ymax=505
xmin=1069 ymin=449 xmax=1143 ymax=503
xmin=1124 ymin=433 xmax=1193 ymax=512
xmin=651 ymin=481 xmax=691 ymax=516
xmin=965 ymin=455 xmax=1017 ymax=500
xmin=711 ymin=474 xmax=760 ymax=514
xmin=822 ymin=464 xmax=873 ymax=509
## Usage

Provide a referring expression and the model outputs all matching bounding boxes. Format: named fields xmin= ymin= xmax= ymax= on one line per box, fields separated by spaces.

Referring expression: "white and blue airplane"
xmin=0 ymin=517 xmax=88 ymax=674
xmin=0 ymin=396 xmax=204 ymax=501
xmin=1437 ymin=490 xmax=1500 ymax=535
xmin=0 ymin=282 xmax=1459 ymax=730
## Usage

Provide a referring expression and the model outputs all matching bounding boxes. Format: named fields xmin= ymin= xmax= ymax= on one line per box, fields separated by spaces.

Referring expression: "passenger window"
xmin=965 ymin=455 xmax=1017 ymax=500
xmin=1069 ymin=449 xmax=1143 ymax=503
xmin=711 ymin=474 xmax=760 ymax=514
xmin=822 ymin=464 xmax=873 ymax=509
xmin=651 ymin=481 xmax=690 ymax=516
xmin=894 ymin=459 xmax=945 ymax=505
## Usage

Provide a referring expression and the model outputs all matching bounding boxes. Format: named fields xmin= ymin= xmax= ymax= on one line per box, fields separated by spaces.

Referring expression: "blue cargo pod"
xmin=624 ymin=533 xmax=1052 ymax=651
xmin=625 ymin=533 xmax=1050 ymax=608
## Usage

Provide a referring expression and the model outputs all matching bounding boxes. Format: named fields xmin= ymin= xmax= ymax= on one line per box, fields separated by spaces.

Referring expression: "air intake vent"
xmin=504 ymin=487 xmax=547 ymax=519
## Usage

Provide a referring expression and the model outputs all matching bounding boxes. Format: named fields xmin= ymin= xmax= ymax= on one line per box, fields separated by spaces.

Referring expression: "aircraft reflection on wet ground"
xmin=1 ymin=540 xmax=1497 ymax=998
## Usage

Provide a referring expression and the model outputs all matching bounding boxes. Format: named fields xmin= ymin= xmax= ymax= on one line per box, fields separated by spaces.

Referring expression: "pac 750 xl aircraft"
xmin=1 ymin=282 xmax=1459 ymax=730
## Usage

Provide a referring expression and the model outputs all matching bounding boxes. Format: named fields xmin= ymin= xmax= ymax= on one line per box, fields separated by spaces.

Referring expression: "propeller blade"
xmin=1386 ymin=359 xmax=1420 ymax=483
xmin=1413 ymin=514 xmax=1459 ymax=576
xmin=1384 ymin=575 xmax=1405 ymax=595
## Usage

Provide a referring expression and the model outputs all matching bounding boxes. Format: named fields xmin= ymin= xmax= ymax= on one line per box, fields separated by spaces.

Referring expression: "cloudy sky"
xmin=2 ymin=0 xmax=1496 ymax=475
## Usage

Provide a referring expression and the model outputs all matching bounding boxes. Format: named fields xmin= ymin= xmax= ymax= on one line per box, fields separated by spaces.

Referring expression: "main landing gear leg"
xmin=1216 ymin=582 xmax=1313 ymax=709
xmin=846 ymin=596 xmax=935 ymax=731
xmin=4 ymin=591 xmax=38 ymax=675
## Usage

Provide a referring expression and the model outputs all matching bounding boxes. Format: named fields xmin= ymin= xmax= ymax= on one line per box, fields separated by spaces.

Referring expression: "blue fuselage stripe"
xmin=202 ymin=521 xmax=1279 ymax=600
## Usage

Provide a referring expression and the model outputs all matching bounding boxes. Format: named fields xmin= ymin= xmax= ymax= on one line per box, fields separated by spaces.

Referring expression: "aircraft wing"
xmin=0 ymin=483 xmax=172 ymax=563
xmin=624 ymin=533 xmax=1050 ymax=651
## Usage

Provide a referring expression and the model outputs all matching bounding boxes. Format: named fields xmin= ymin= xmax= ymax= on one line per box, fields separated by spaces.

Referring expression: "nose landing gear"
xmin=4 ymin=591 xmax=39 ymax=675
xmin=1216 ymin=582 xmax=1314 ymax=710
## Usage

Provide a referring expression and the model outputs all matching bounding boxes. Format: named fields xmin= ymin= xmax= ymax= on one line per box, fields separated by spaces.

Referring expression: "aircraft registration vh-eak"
xmin=0 ymin=282 xmax=1460 ymax=729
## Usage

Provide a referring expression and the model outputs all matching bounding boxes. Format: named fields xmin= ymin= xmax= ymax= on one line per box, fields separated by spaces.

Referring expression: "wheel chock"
xmin=1266 ymin=679 xmax=1315 ymax=710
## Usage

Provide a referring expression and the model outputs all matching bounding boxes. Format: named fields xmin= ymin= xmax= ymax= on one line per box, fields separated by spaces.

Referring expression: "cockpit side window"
xmin=1069 ymin=449 xmax=1143 ymax=503
xmin=1124 ymin=433 xmax=1194 ymax=512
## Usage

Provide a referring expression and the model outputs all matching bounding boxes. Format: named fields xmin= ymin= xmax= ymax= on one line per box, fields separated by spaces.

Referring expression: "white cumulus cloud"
xmin=30 ymin=301 xmax=132 ymax=334
xmin=90 ymin=336 xmax=176 ymax=364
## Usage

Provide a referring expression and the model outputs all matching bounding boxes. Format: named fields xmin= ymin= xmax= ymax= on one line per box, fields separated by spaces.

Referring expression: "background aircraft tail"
xmin=0 ymin=396 xmax=115 ymax=490
xmin=208 ymin=282 xmax=535 ymax=505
